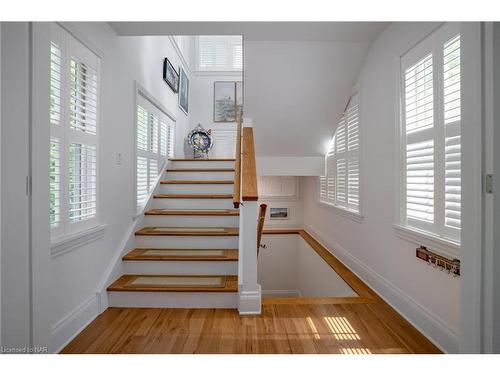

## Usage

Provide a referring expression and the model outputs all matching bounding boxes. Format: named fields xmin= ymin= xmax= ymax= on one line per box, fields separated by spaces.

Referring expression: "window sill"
xmin=51 ymin=224 xmax=108 ymax=259
xmin=320 ymin=202 xmax=363 ymax=223
xmin=393 ymin=224 xmax=460 ymax=259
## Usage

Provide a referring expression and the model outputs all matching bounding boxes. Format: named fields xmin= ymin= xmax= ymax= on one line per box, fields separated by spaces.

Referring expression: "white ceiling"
xmin=109 ymin=22 xmax=388 ymax=42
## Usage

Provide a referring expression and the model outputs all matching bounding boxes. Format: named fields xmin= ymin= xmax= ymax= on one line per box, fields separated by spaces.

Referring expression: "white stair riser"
xmin=135 ymin=235 xmax=239 ymax=249
xmin=166 ymin=171 xmax=234 ymax=181
xmin=123 ymin=260 xmax=238 ymax=275
xmin=171 ymin=161 xmax=235 ymax=169
xmin=108 ymin=291 xmax=238 ymax=308
xmin=153 ymin=198 xmax=234 ymax=209
xmin=159 ymin=184 xmax=233 ymax=194
xmin=144 ymin=215 xmax=239 ymax=227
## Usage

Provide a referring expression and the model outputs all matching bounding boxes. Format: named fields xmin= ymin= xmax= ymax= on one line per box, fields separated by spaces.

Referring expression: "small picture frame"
xmin=163 ymin=58 xmax=179 ymax=93
xmin=269 ymin=207 xmax=289 ymax=220
xmin=178 ymin=67 xmax=189 ymax=115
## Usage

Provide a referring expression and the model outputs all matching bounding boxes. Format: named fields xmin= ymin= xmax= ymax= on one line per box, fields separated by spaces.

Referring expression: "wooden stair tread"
xmin=123 ymin=248 xmax=238 ymax=261
xmin=153 ymin=194 xmax=233 ymax=199
xmin=135 ymin=227 xmax=239 ymax=236
xmin=160 ymin=180 xmax=234 ymax=184
xmin=170 ymin=158 xmax=235 ymax=161
xmin=107 ymin=275 xmax=238 ymax=292
xmin=166 ymin=168 xmax=235 ymax=172
xmin=145 ymin=209 xmax=239 ymax=216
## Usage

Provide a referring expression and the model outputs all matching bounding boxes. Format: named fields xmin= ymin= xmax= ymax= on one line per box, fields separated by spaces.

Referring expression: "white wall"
xmin=189 ymin=73 xmax=242 ymax=158
xmin=258 ymin=176 xmax=303 ymax=229
xmin=25 ymin=22 xmax=192 ymax=352
xmin=1 ymin=22 xmax=32 ymax=349
xmin=300 ymin=23 xmax=461 ymax=353
xmin=258 ymin=234 xmax=356 ymax=298
xmin=245 ymin=41 xmax=370 ymax=159
xmin=492 ymin=22 xmax=500 ymax=353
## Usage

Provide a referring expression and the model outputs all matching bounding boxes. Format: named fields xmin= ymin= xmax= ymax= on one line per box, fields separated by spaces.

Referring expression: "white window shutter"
xmin=400 ymin=25 xmax=461 ymax=244
xmin=69 ymin=57 xmax=98 ymax=135
xmin=136 ymin=156 xmax=148 ymax=207
xmin=443 ymin=35 xmax=461 ymax=238
xmin=319 ymin=94 xmax=361 ymax=215
xmin=168 ymin=123 xmax=175 ymax=158
xmin=50 ymin=24 xmax=101 ymax=238
xmin=68 ymin=143 xmax=97 ymax=223
xmin=196 ymin=36 xmax=242 ymax=72
xmin=160 ymin=122 xmax=168 ymax=157
xmin=49 ymin=138 xmax=61 ymax=229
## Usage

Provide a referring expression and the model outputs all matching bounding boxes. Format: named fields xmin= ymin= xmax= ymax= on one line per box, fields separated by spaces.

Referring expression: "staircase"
xmin=107 ymin=158 xmax=241 ymax=308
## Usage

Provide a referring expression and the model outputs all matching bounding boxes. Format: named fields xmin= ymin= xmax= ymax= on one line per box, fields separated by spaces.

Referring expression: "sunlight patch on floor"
xmin=339 ymin=347 xmax=371 ymax=354
xmin=324 ymin=316 xmax=360 ymax=340
xmin=306 ymin=317 xmax=321 ymax=340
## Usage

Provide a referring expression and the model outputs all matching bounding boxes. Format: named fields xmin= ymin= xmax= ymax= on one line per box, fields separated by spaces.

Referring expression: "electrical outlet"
xmin=116 ymin=152 xmax=123 ymax=166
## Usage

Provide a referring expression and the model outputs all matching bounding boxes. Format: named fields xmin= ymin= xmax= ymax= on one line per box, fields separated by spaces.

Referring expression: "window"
xmin=135 ymin=94 xmax=175 ymax=212
xmin=50 ymin=24 xmax=101 ymax=238
xmin=400 ymin=25 xmax=461 ymax=244
xmin=320 ymin=93 xmax=361 ymax=217
xmin=195 ymin=36 xmax=243 ymax=72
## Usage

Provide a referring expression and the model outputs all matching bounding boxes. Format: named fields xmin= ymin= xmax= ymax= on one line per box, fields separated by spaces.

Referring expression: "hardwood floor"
xmin=61 ymin=302 xmax=440 ymax=354
xmin=62 ymin=229 xmax=441 ymax=354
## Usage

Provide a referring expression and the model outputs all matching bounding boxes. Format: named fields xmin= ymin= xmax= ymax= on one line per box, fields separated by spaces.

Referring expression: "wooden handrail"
xmin=233 ymin=116 xmax=242 ymax=208
xmin=257 ymin=204 xmax=267 ymax=256
xmin=242 ymin=127 xmax=258 ymax=201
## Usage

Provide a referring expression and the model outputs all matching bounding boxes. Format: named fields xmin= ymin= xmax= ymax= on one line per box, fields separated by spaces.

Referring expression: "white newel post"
xmin=237 ymin=120 xmax=261 ymax=315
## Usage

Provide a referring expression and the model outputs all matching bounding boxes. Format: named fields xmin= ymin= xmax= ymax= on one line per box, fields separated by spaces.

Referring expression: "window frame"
xmin=50 ymin=23 xmax=102 ymax=241
xmin=133 ymin=83 xmax=177 ymax=216
xmin=319 ymin=91 xmax=363 ymax=222
xmin=396 ymin=23 xmax=462 ymax=253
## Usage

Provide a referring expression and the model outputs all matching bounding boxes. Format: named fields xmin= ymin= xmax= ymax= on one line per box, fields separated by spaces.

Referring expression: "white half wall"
xmin=300 ymin=23 xmax=461 ymax=353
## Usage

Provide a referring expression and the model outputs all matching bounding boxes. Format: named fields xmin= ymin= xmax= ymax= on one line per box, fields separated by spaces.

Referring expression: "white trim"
xmin=168 ymin=35 xmax=190 ymax=73
xmin=393 ymin=224 xmax=460 ymax=259
xmin=193 ymin=70 xmax=242 ymax=77
xmin=319 ymin=201 xmax=364 ymax=223
xmin=50 ymin=293 xmax=99 ymax=353
xmin=50 ymin=224 xmax=108 ymax=258
xmin=303 ymin=225 xmax=459 ymax=353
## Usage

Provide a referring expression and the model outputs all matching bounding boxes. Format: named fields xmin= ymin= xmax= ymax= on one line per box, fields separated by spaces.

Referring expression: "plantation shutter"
xmin=404 ymin=53 xmax=435 ymax=232
xmin=319 ymin=93 xmax=361 ymax=214
xmin=443 ymin=35 xmax=461 ymax=240
xmin=196 ymin=36 xmax=243 ymax=72
xmin=50 ymin=24 xmax=101 ymax=238
xmin=135 ymin=95 xmax=174 ymax=212
xmin=401 ymin=24 xmax=461 ymax=243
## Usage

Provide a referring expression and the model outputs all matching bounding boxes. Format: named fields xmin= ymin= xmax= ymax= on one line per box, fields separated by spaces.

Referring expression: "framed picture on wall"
xmin=178 ymin=67 xmax=189 ymax=115
xmin=213 ymin=81 xmax=243 ymax=122
xmin=269 ymin=207 xmax=290 ymax=220
xmin=163 ymin=58 xmax=179 ymax=93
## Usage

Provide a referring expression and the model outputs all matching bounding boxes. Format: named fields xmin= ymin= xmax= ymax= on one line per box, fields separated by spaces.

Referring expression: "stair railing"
xmin=233 ymin=115 xmax=242 ymax=208
xmin=236 ymin=114 xmax=261 ymax=315
xmin=257 ymin=204 xmax=267 ymax=256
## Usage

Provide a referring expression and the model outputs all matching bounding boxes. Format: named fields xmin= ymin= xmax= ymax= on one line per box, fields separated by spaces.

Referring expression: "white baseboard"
xmin=50 ymin=293 xmax=100 ymax=353
xmin=262 ymin=290 xmax=302 ymax=298
xmin=303 ymin=225 xmax=459 ymax=353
